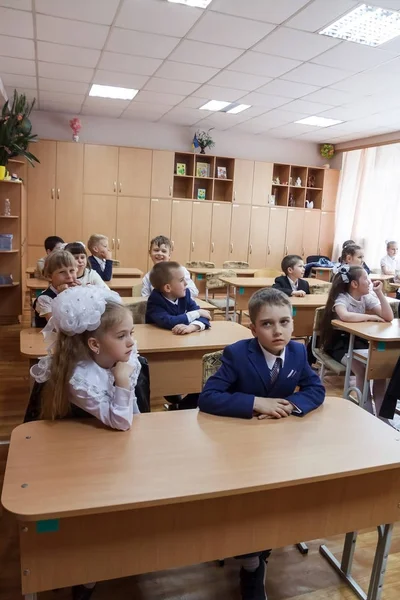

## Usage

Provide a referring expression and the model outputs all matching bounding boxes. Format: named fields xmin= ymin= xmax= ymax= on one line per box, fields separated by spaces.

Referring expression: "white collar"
xmin=286 ymin=275 xmax=298 ymax=290
xmin=49 ymin=285 xmax=58 ymax=295
xmin=258 ymin=342 xmax=286 ymax=370
xmin=164 ymin=295 xmax=178 ymax=305
xmin=94 ymin=256 xmax=106 ymax=265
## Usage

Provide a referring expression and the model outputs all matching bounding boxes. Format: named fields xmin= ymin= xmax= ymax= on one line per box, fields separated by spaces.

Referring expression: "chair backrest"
xmin=223 ymin=261 xmax=249 ymax=269
xmin=306 ymin=255 xmax=330 ymax=264
xmin=125 ymin=298 xmax=147 ymax=324
xmin=202 ymin=350 xmax=223 ymax=388
xmin=390 ymin=300 xmax=399 ymax=318
xmin=131 ymin=282 xmax=143 ymax=296
xmin=186 ymin=261 xmax=215 ymax=268
xmin=309 ymin=282 xmax=331 ymax=295
xmin=111 ymin=259 xmax=121 ymax=267
xmin=254 ymin=268 xmax=282 ymax=278
xmin=311 ymin=306 xmax=325 ymax=355
xmin=205 ymin=269 xmax=236 ymax=291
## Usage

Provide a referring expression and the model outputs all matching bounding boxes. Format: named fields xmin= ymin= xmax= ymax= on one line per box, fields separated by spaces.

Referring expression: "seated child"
xmin=33 ymin=249 xmax=79 ymax=328
xmin=199 ymin=288 xmax=324 ymax=600
xmin=65 ymin=242 xmax=109 ymax=288
xmin=273 ymin=255 xmax=310 ymax=297
xmin=35 ymin=235 xmax=64 ymax=277
xmin=380 ymin=240 xmax=400 ymax=275
xmin=87 ymin=234 xmax=113 ymax=281
xmin=142 ymin=235 xmax=198 ymax=298
xmin=342 ymin=240 xmax=371 ymax=273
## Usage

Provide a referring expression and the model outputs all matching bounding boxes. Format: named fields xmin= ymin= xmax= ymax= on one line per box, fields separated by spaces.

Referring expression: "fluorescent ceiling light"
xmin=89 ymin=84 xmax=138 ymax=100
xmin=167 ymin=0 xmax=212 ymax=8
xmin=226 ymin=104 xmax=251 ymax=114
xmin=319 ymin=4 xmax=400 ymax=47
xmin=295 ymin=116 xmax=343 ymax=127
xmin=200 ymin=100 xmax=231 ymax=111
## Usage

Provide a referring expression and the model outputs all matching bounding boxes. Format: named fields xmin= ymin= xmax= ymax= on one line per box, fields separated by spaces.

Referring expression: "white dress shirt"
xmin=78 ymin=268 xmax=109 ymax=288
xmin=258 ymin=343 xmax=301 ymax=414
xmin=142 ymin=266 xmax=199 ymax=298
xmin=165 ymin=296 xmax=205 ymax=330
xmin=94 ymin=256 xmax=106 ymax=272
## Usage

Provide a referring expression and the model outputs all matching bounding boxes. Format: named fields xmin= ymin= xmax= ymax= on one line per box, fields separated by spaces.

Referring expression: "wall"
xmin=30 ymin=110 xmax=341 ymax=168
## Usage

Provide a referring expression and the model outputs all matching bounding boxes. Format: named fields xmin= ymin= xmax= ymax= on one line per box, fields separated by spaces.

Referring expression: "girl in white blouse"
xmin=64 ymin=241 xmax=109 ymax=288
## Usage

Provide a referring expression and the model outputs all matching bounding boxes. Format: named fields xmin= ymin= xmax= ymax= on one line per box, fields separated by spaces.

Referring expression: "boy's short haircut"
xmin=87 ymin=234 xmax=108 ymax=252
xmin=149 ymin=235 xmax=172 ymax=252
xmin=44 ymin=236 xmax=64 ymax=252
xmin=43 ymin=249 xmax=76 ymax=278
xmin=150 ymin=261 xmax=181 ymax=290
xmin=248 ymin=288 xmax=291 ymax=324
xmin=281 ymin=254 xmax=303 ymax=274
xmin=387 ymin=240 xmax=397 ymax=248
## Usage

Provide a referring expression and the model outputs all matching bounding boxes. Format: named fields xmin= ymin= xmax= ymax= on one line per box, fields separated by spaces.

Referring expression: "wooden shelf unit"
xmin=272 ymin=164 xmax=326 ymax=209
xmin=173 ymin=152 xmax=235 ymax=201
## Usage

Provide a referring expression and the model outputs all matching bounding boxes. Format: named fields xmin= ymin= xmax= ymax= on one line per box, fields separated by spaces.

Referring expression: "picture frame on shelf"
xmin=217 ymin=166 xmax=227 ymax=179
xmin=176 ymin=163 xmax=186 ymax=176
xmin=196 ymin=162 xmax=210 ymax=178
xmin=197 ymin=188 xmax=206 ymax=200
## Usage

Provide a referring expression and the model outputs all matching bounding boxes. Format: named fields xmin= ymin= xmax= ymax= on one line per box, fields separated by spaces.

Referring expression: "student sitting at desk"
xmin=199 ymin=288 xmax=324 ymax=600
xmin=273 ymin=255 xmax=310 ymax=297
xmin=35 ymin=235 xmax=64 ymax=277
xmin=342 ymin=240 xmax=371 ymax=274
xmin=87 ymin=233 xmax=113 ymax=281
xmin=64 ymin=242 xmax=109 ymax=288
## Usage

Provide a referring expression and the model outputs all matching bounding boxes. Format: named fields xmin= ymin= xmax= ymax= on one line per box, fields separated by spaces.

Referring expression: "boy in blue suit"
xmin=199 ymin=288 xmax=324 ymax=600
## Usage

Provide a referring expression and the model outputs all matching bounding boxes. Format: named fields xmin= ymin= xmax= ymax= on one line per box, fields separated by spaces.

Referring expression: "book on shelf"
xmin=196 ymin=162 xmax=210 ymax=178
xmin=197 ymin=188 xmax=206 ymax=200
xmin=217 ymin=166 xmax=227 ymax=179
xmin=176 ymin=163 xmax=186 ymax=176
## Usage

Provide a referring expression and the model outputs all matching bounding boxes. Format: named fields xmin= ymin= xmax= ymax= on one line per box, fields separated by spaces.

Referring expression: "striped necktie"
xmin=270 ymin=357 xmax=281 ymax=386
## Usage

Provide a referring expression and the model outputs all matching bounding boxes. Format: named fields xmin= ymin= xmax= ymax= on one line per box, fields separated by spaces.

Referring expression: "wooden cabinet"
xmin=318 ymin=211 xmax=336 ymax=258
xmin=210 ymin=203 xmax=231 ymax=267
xmin=27 ymin=140 xmax=56 ymax=246
xmin=229 ymin=204 xmax=251 ymax=261
xmin=82 ymin=195 xmax=117 ymax=251
xmin=151 ymin=150 xmax=174 ymax=198
xmin=266 ymin=208 xmax=287 ymax=270
xmin=285 ymin=209 xmax=305 ymax=256
xmin=170 ymin=200 xmax=193 ymax=266
xmin=252 ymin=162 xmax=273 ymax=206
xmin=148 ymin=198 xmax=172 ymax=269
xmin=233 ymin=159 xmax=254 ymax=204
xmin=303 ymin=210 xmax=321 ymax=260
xmin=116 ymin=197 xmax=150 ymax=272
xmin=118 ymin=148 xmax=152 ymax=198
xmin=248 ymin=206 xmax=270 ymax=267
xmin=84 ymin=145 xmax=119 ymax=196
xmin=322 ymin=169 xmax=340 ymax=212
xmin=190 ymin=201 xmax=212 ymax=262
xmin=55 ymin=142 xmax=83 ymax=241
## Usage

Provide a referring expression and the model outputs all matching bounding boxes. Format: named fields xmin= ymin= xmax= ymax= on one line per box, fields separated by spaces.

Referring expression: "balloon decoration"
xmin=69 ymin=117 xmax=82 ymax=142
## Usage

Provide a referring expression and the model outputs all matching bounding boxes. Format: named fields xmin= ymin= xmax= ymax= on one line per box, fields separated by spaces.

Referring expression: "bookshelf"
xmin=272 ymin=164 xmax=326 ymax=209
xmin=173 ymin=152 xmax=235 ymax=202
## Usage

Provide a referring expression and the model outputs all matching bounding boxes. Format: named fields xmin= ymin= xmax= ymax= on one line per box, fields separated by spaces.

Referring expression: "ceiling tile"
xmin=36 ymin=0 xmax=120 ymax=25
xmin=312 ymin=43 xmax=397 ymax=72
xmin=0 ymin=56 xmax=35 ymax=76
xmin=134 ymin=90 xmax=186 ymax=106
xmin=282 ymin=99 xmax=335 ymax=114
xmin=301 ymin=87 xmax=360 ymax=105
xmin=197 ymin=106 xmax=270 ymax=130
xmin=124 ymin=102 xmax=170 ymax=120
xmin=318 ymin=103 xmax=381 ymax=121
xmin=227 ymin=51 xmax=300 ymax=78
xmin=40 ymin=90 xmax=84 ymax=107
xmin=179 ymin=96 xmax=208 ymax=109
xmin=193 ymin=84 xmax=246 ymax=102
xmin=0 ymin=0 xmax=31 ymax=9
xmin=286 ymin=0 xmax=359 ymax=33
xmin=5 ymin=86 xmax=37 ymax=104
xmin=282 ymin=63 xmax=350 ymax=86
xmin=37 ymin=41 xmax=100 ymax=68
xmin=254 ymin=27 xmax=341 ymax=61
xmin=36 ymin=15 xmax=109 ymax=49
xmin=210 ymin=0 xmax=310 ymax=24
xmin=39 ymin=62 xmax=93 ymax=83
xmin=155 ymin=61 xmax=219 ymax=84
xmin=234 ymin=119 xmax=272 ymax=134
xmin=269 ymin=123 xmax=321 ymax=137
xmin=1 ymin=73 xmax=37 ymax=89
xmin=188 ymin=12 xmax=275 ymax=49
xmin=144 ymin=78 xmax=200 ymax=95
xmin=116 ymin=0 xmax=203 ymax=37
xmin=39 ymin=78 xmax=89 ymax=95
xmin=160 ymin=107 xmax=207 ymax=126
xmin=98 ymin=52 xmax=162 ymax=76
xmin=0 ymin=34 xmax=34 ymax=59
xmin=257 ymin=79 xmax=319 ymax=99
xmin=169 ymin=40 xmax=243 ymax=69
xmin=209 ymin=70 xmax=272 ymax=91
xmin=0 ymin=7 xmax=33 ymax=38
xmin=93 ymin=70 xmax=149 ymax=90
xmin=331 ymin=70 xmax=396 ymax=94
xmin=107 ymin=28 xmax=180 ymax=59
xmin=40 ymin=100 xmax=83 ymax=114
xmin=81 ymin=105 xmax=126 ymax=118
xmin=237 ymin=92 xmax=290 ymax=109
xmin=296 ymin=130 xmax=338 ymax=142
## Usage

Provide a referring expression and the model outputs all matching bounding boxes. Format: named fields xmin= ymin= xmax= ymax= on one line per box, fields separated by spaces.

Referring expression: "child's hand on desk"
xmin=112 ymin=362 xmax=135 ymax=390
xmin=366 ymin=314 xmax=385 ymax=322
xmin=198 ymin=309 xmax=211 ymax=320
xmin=254 ymin=397 xmax=293 ymax=419
xmin=292 ymin=290 xmax=306 ymax=297
xmin=172 ymin=323 xmax=199 ymax=335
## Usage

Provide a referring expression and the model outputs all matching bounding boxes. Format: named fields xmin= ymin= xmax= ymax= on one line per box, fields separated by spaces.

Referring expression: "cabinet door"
xmin=170 ymin=200 xmax=193 ymax=265
xmin=322 ymin=169 xmax=340 ymax=212
xmin=83 ymin=144 xmax=119 ymax=195
xmin=82 ymin=195 xmax=117 ymax=252
xmin=210 ymin=203 xmax=231 ymax=267
xmin=266 ymin=208 xmax=287 ymax=270
xmin=27 ymin=140 xmax=56 ymax=246
xmin=285 ymin=209 xmax=305 ymax=256
xmin=116 ymin=197 xmax=150 ymax=271
xmin=248 ymin=206 xmax=270 ymax=268
xmin=233 ymin=159 xmax=254 ymax=204
xmin=303 ymin=209 xmax=321 ymax=261
xmin=252 ymin=162 xmax=273 ymax=206
xmin=148 ymin=198 xmax=172 ymax=269
xmin=151 ymin=150 xmax=174 ymax=198
xmin=318 ymin=211 xmax=336 ymax=258
xmin=229 ymin=204 xmax=251 ymax=261
xmin=190 ymin=201 xmax=212 ymax=262
xmin=118 ymin=147 xmax=152 ymax=197
xmin=55 ymin=142 xmax=83 ymax=241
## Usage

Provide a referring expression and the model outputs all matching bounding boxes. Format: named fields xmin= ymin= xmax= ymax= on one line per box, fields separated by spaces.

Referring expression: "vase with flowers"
xmin=192 ymin=129 xmax=215 ymax=154
xmin=320 ymin=143 xmax=335 ymax=168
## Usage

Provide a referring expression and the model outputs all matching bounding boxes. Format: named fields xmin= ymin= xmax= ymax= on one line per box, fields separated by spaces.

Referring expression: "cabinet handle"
xmin=117 ymin=239 xmax=120 ymax=249
xmin=113 ymin=181 xmax=117 ymax=193
xmin=119 ymin=182 xmax=122 ymax=193
xmin=192 ymin=242 xmax=195 ymax=252
xmin=112 ymin=238 xmax=115 ymax=250
xmin=57 ymin=188 xmax=60 ymax=199
xmin=230 ymin=243 xmax=233 ymax=253
xmin=169 ymin=185 xmax=172 ymax=197
xmin=268 ymin=245 xmax=271 ymax=255
xmin=171 ymin=240 xmax=175 ymax=250
xmin=302 ymin=247 xmax=305 ymax=256
xmin=233 ymin=189 xmax=236 ymax=201
xmin=51 ymin=188 xmax=54 ymax=199
xmin=249 ymin=244 xmax=252 ymax=255
xmin=211 ymin=242 xmax=214 ymax=253
xmin=285 ymin=246 xmax=288 ymax=254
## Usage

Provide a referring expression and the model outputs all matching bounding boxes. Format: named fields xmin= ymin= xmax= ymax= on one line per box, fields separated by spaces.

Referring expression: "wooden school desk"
xmin=26 ymin=266 xmax=143 ymax=279
xmin=122 ymin=296 xmax=217 ymax=318
xmin=332 ymin=318 xmax=400 ymax=408
xmin=3 ymin=399 xmax=400 ymax=600
xmin=311 ymin=267 xmax=332 ymax=282
xmin=188 ymin=267 xmax=257 ymax=295
xmin=26 ymin=278 xmax=139 ymax=298
xmin=20 ymin=321 xmax=252 ymax=398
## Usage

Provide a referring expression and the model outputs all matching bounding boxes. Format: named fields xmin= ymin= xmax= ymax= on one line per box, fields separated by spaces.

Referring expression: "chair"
xmin=311 ymin=307 xmax=346 ymax=383
xmin=254 ymin=268 xmax=282 ymax=278
xmin=223 ymin=261 xmax=249 ymax=269
xmin=186 ymin=261 xmax=215 ymax=268
xmin=306 ymin=255 xmax=330 ymax=264
xmin=131 ymin=282 xmax=143 ymax=296
xmin=205 ymin=269 xmax=237 ymax=319
xmin=125 ymin=298 xmax=147 ymax=325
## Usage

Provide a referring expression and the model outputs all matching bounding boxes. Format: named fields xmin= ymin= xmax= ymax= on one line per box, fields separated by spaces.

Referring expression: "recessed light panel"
xmin=295 ymin=116 xmax=343 ymax=127
xmin=226 ymin=104 xmax=251 ymax=114
xmin=200 ymin=100 xmax=231 ymax=111
xmin=167 ymin=0 xmax=212 ymax=8
xmin=89 ymin=84 xmax=138 ymax=100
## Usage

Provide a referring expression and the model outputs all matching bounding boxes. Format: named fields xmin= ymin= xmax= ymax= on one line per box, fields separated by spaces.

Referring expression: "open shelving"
xmin=271 ymin=164 xmax=325 ymax=209
xmin=173 ymin=152 xmax=235 ymax=201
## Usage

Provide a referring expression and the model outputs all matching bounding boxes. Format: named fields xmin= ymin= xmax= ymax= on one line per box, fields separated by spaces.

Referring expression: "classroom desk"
xmin=332 ymin=318 xmax=400 ymax=408
xmin=20 ymin=321 xmax=252 ymax=398
xmin=369 ymin=273 xmax=394 ymax=282
xmin=26 ymin=266 xmax=143 ymax=279
xmin=188 ymin=267 xmax=257 ymax=295
xmin=311 ymin=267 xmax=332 ymax=282
xmin=122 ymin=296 xmax=217 ymax=318
xmin=26 ymin=278 xmax=139 ymax=298
xmin=3 ymin=399 xmax=400 ymax=600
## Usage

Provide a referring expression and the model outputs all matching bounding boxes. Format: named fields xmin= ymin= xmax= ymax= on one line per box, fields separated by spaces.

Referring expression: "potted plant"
xmin=193 ymin=129 xmax=215 ymax=154
xmin=320 ymin=143 xmax=335 ymax=167
xmin=0 ymin=90 xmax=40 ymax=180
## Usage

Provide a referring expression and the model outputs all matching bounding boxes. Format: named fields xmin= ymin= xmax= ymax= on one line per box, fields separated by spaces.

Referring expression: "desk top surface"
xmin=332 ymin=318 xmax=400 ymax=341
xmin=3 ymin=398 xmax=400 ymax=520
xmin=26 ymin=278 xmax=139 ymax=290
xmin=290 ymin=294 xmax=328 ymax=307
xmin=20 ymin=321 xmax=252 ymax=358
xmin=369 ymin=273 xmax=394 ymax=281
xmin=188 ymin=268 xmax=257 ymax=276
xmin=122 ymin=296 xmax=216 ymax=311
xmin=219 ymin=277 xmax=330 ymax=288
xmin=26 ymin=267 xmax=142 ymax=277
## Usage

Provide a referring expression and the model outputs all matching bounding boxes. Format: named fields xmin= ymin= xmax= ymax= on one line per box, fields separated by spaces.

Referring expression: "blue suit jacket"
xmin=88 ymin=256 xmax=113 ymax=281
xmin=145 ymin=289 xmax=211 ymax=330
xmin=199 ymin=338 xmax=324 ymax=419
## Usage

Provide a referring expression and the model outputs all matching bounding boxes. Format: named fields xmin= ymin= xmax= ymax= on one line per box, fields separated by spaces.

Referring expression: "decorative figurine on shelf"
xmin=295 ymin=177 xmax=302 ymax=187
xmin=69 ymin=117 xmax=81 ymax=142
xmin=305 ymin=200 xmax=314 ymax=209
xmin=3 ymin=198 xmax=11 ymax=216
xmin=288 ymin=192 xmax=295 ymax=207
xmin=289 ymin=176 xmax=293 ymax=186
xmin=307 ymin=174 xmax=316 ymax=188
xmin=269 ymin=194 xmax=276 ymax=206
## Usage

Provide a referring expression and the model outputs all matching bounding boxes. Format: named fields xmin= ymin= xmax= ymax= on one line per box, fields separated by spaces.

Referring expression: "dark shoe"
xmin=72 ymin=584 xmax=96 ymax=600
xmin=240 ymin=560 xmax=267 ymax=600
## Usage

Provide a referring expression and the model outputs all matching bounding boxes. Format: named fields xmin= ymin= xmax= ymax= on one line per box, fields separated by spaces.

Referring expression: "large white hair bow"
xmin=332 ymin=263 xmax=350 ymax=283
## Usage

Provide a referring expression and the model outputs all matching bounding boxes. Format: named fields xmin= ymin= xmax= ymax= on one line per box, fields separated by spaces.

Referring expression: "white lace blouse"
xmin=31 ymin=349 xmax=142 ymax=431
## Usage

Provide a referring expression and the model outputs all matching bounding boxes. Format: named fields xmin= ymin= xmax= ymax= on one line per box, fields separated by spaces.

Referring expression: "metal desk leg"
xmin=366 ymin=524 xmax=393 ymax=600
xmin=361 ymin=357 xmax=370 ymax=411
xmin=24 ymin=595 xmax=37 ymax=600
xmin=225 ymin=285 xmax=230 ymax=321
xmin=343 ymin=334 xmax=355 ymax=399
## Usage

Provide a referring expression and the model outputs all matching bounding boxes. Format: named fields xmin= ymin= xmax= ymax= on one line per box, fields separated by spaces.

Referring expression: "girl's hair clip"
xmin=332 ymin=264 xmax=350 ymax=283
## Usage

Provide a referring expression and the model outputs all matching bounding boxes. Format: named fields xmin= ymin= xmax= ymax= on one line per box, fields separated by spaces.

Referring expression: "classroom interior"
xmin=2 ymin=1 xmax=400 ymax=599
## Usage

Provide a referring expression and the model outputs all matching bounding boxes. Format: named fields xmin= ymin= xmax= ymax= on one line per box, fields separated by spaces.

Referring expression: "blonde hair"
xmin=88 ymin=233 xmax=108 ymax=253
xmin=43 ymin=249 xmax=76 ymax=279
xmin=41 ymin=301 xmax=130 ymax=420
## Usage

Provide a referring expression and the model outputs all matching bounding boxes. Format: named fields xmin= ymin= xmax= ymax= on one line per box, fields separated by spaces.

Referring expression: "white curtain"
xmin=333 ymin=143 xmax=400 ymax=270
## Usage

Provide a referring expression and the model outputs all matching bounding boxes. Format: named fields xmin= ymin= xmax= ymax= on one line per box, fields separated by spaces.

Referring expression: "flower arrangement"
xmin=69 ymin=117 xmax=82 ymax=142
xmin=192 ymin=128 xmax=215 ymax=154
xmin=320 ymin=143 xmax=335 ymax=160
xmin=0 ymin=90 xmax=39 ymax=168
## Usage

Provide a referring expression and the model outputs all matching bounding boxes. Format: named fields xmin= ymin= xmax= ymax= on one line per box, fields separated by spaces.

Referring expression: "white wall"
xmin=30 ymin=110 xmax=341 ymax=168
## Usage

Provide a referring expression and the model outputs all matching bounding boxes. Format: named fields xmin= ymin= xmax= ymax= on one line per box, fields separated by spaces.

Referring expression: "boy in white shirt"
xmin=141 ymin=235 xmax=198 ymax=298
xmin=380 ymin=240 xmax=400 ymax=275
